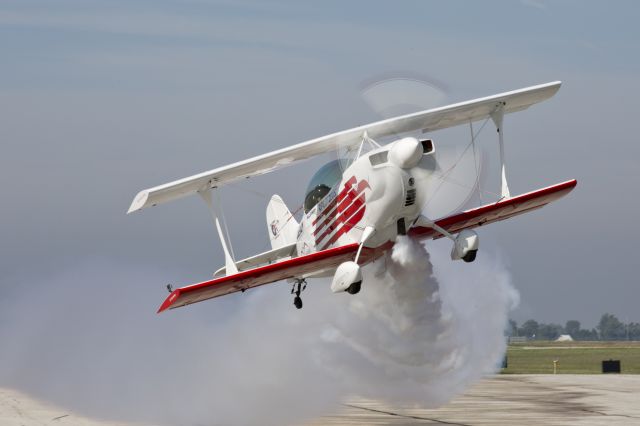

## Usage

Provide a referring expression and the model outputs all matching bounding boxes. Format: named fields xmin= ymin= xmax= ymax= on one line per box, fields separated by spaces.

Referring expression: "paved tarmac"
xmin=311 ymin=375 xmax=640 ymax=425
xmin=0 ymin=387 xmax=132 ymax=426
xmin=2 ymin=375 xmax=639 ymax=425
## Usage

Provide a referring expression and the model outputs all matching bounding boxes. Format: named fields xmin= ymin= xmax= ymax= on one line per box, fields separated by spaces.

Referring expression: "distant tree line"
xmin=508 ymin=313 xmax=640 ymax=341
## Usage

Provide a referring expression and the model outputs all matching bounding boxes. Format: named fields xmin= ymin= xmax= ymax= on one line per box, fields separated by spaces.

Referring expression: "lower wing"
xmin=158 ymin=179 xmax=576 ymax=313
xmin=158 ymin=243 xmax=360 ymax=312
xmin=410 ymin=179 xmax=577 ymax=240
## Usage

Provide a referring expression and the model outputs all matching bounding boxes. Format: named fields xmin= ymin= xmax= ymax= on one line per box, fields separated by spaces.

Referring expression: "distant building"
xmin=555 ymin=334 xmax=574 ymax=342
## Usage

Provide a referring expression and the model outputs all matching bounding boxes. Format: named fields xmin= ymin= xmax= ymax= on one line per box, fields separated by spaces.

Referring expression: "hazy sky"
xmin=2 ymin=1 xmax=640 ymax=424
xmin=1 ymin=0 xmax=639 ymax=332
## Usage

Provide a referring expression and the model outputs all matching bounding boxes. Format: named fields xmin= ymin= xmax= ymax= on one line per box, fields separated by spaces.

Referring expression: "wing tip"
xmin=157 ymin=289 xmax=180 ymax=313
xmin=532 ymin=80 xmax=562 ymax=98
xmin=127 ymin=190 xmax=149 ymax=214
xmin=563 ymin=178 xmax=578 ymax=190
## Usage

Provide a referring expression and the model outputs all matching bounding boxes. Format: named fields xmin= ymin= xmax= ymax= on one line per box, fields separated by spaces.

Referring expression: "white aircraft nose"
xmin=389 ymin=137 xmax=423 ymax=169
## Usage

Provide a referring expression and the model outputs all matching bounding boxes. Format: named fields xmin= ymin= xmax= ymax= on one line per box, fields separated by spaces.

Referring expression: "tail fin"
xmin=266 ymin=195 xmax=299 ymax=250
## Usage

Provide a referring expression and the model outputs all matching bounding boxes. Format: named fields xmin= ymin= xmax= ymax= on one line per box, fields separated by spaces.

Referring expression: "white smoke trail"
xmin=316 ymin=236 xmax=519 ymax=406
xmin=0 ymin=239 xmax=518 ymax=425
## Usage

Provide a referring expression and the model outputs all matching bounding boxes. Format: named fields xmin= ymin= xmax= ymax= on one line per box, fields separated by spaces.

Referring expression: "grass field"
xmin=501 ymin=341 xmax=640 ymax=374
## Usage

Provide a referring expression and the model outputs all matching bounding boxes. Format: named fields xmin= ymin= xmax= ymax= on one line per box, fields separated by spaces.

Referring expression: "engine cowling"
xmin=450 ymin=229 xmax=479 ymax=262
xmin=331 ymin=261 xmax=362 ymax=294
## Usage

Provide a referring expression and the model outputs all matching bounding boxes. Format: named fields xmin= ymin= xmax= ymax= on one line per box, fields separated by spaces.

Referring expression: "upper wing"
xmin=128 ymin=81 xmax=561 ymax=213
xmin=409 ymin=179 xmax=577 ymax=240
xmin=157 ymin=243 xmax=360 ymax=312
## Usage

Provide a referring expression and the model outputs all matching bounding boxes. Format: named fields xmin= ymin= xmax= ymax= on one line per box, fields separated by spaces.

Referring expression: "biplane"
xmin=127 ymin=81 xmax=576 ymax=312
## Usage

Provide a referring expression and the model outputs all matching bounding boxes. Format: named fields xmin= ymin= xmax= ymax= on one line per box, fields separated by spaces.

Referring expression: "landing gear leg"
xmin=291 ymin=279 xmax=307 ymax=309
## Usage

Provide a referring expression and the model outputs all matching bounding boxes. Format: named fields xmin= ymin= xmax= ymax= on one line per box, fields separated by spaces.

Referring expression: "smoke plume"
xmin=0 ymin=237 xmax=518 ymax=425
xmin=315 ymin=236 xmax=519 ymax=406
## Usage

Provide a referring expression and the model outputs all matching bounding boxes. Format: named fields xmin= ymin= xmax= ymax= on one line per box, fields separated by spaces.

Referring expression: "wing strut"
xmin=414 ymin=215 xmax=456 ymax=241
xmin=354 ymin=131 xmax=381 ymax=160
xmin=490 ymin=103 xmax=510 ymax=199
xmin=354 ymin=226 xmax=375 ymax=263
xmin=198 ymin=188 xmax=238 ymax=275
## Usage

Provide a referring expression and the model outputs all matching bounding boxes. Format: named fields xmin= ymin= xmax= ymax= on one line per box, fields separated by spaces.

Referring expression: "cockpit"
xmin=303 ymin=160 xmax=343 ymax=213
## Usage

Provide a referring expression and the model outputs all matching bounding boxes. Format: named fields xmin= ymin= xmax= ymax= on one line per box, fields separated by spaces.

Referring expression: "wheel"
xmin=346 ymin=281 xmax=362 ymax=295
xmin=294 ymin=296 xmax=303 ymax=309
xmin=462 ymin=250 xmax=477 ymax=263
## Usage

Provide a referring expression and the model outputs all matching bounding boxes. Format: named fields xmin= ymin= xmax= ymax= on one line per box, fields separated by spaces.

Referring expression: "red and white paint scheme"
xmin=128 ymin=81 xmax=576 ymax=312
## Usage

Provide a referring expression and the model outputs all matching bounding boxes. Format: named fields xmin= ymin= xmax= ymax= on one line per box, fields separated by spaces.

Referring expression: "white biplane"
xmin=128 ymin=81 xmax=576 ymax=312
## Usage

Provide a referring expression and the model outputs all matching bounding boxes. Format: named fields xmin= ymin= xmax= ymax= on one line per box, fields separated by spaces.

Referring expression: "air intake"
xmin=369 ymin=151 xmax=388 ymax=166
xmin=420 ymin=139 xmax=434 ymax=155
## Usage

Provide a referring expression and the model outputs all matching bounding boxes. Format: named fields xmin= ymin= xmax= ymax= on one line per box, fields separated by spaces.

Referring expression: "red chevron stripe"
xmin=319 ymin=203 xmax=366 ymax=250
xmin=311 ymin=176 xmax=357 ymax=226
xmin=315 ymin=178 xmax=369 ymax=247
xmin=314 ymin=185 xmax=363 ymax=237
xmin=314 ymin=181 xmax=367 ymax=240
xmin=312 ymin=197 xmax=337 ymax=226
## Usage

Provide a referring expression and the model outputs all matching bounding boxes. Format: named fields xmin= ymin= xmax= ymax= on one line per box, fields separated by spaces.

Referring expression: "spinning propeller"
xmin=351 ymin=73 xmax=495 ymax=219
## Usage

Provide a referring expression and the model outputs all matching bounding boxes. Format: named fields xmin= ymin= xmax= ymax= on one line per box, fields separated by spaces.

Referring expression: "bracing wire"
xmin=470 ymin=120 xmax=482 ymax=205
xmin=421 ymin=116 xmax=495 ymax=211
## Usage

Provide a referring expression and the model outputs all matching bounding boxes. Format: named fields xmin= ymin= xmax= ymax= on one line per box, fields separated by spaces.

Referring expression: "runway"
xmin=1 ymin=375 xmax=639 ymax=425
xmin=0 ymin=387 xmax=133 ymax=426
xmin=311 ymin=375 xmax=640 ymax=425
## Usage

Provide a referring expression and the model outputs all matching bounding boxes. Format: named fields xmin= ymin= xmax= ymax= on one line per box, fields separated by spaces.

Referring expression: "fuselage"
xmin=295 ymin=137 xmax=434 ymax=276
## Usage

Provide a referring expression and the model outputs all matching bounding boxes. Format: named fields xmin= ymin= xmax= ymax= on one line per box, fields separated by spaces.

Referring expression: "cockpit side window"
xmin=303 ymin=160 xmax=343 ymax=213
xmin=304 ymin=184 xmax=331 ymax=213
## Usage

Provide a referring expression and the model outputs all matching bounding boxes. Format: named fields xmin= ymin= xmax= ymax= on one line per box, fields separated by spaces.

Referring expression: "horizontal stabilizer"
xmin=214 ymin=242 xmax=296 ymax=277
